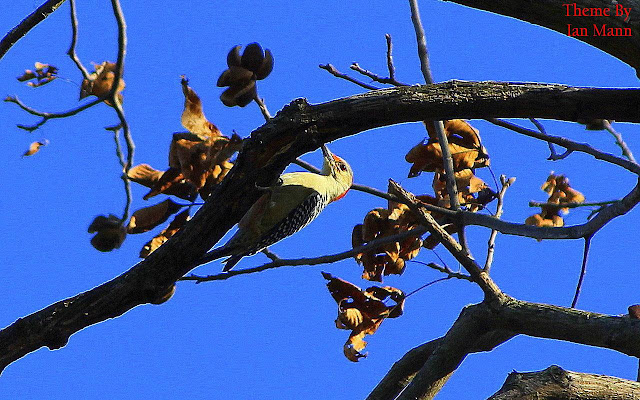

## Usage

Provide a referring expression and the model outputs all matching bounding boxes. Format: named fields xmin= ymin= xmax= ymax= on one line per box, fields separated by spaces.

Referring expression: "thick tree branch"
xmin=1 ymin=81 xmax=638 ymax=374
xmin=445 ymin=0 xmax=640 ymax=75
xmin=488 ymin=365 xmax=640 ymax=400
xmin=0 ymin=0 xmax=67 ymax=61
xmin=382 ymin=297 xmax=640 ymax=400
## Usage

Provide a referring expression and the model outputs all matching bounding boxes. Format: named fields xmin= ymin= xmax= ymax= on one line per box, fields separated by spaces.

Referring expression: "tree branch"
xmin=488 ymin=365 xmax=640 ymax=400
xmin=1 ymin=81 xmax=638 ymax=373
xmin=381 ymin=297 xmax=640 ymax=400
xmin=0 ymin=0 xmax=67 ymax=61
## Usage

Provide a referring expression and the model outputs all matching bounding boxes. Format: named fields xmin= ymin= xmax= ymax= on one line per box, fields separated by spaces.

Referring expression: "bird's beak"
xmin=321 ymin=144 xmax=338 ymax=172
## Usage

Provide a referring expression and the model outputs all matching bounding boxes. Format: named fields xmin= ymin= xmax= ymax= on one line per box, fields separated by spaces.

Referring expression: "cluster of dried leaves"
xmin=16 ymin=62 xmax=58 ymax=87
xmin=217 ymin=43 xmax=273 ymax=107
xmin=352 ymin=120 xmax=495 ymax=282
xmin=88 ymin=78 xmax=242 ymax=254
xmin=323 ymin=272 xmax=404 ymax=362
xmin=526 ymin=173 xmax=585 ymax=227
xmin=80 ymin=61 xmax=125 ymax=106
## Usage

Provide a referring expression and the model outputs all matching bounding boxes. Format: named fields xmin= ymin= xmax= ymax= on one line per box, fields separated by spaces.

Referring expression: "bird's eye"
xmin=338 ymin=162 xmax=347 ymax=172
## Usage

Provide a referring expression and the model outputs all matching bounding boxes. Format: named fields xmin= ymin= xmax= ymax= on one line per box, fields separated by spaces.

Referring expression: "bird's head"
xmin=321 ymin=144 xmax=353 ymax=201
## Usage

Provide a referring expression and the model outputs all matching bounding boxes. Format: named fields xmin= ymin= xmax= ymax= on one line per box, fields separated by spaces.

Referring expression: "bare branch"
xmin=604 ymin=120 xmax=637 ymax=163
xmin=571 ymin=236 xmax=592 ymax=308
xmin=350 ymin=62 xmax=409 ymax=87
xmin=389 ymin=180 xmax=504 ymax=302
xmin=385 ymin=34 xmax=396 ymax=82
xmin=319 ymin=63 xmax=379 ymax=90
xmin=487 ymin=118 xmax=640 ymax=175
xmin=529 ymin=199 xmax=618 ymax=209
xmin=66 ymin=0 xmax=90 ymax=80
xmin=4 ymin=95 xmax=103 ymax=130
xmin=181 ymin=227 xmax=427 ymax=282
xmin=484 ymin=175 xmax=515 ymax=272
xmin=0 ymin=0 xmax=67 ymax=61
xmin=254 ymin=95 xmax=272 ymax=120
xmin=408 ymin=0 xmax=434 ymax=84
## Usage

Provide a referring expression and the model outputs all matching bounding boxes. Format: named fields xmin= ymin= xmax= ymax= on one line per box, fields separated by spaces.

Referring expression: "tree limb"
xmin=1 ymin=81 xmax=638 ymax=374
xmin=488 ymin=365 xmax=640 ymax=400
xmin=0 ymin=0 xmax=67 ymax=61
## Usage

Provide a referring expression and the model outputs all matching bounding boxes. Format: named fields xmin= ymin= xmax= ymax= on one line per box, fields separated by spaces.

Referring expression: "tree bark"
xmin=488 ymin=365 xmax=640 ymax=400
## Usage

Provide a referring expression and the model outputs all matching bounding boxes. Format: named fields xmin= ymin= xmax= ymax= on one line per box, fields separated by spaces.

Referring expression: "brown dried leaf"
xmin=323 ymin=273 xmax=404 ymax=362
xmin=140 ymin=209 xmax=190 ymax=257
xmin=180 ymin=77 xmax=221 ymax=139
xmin=406 ymin=120 xmax=489 ymax=177
xmin=127 ymin=199 xmax=182 ymax=234
xmin=88 ymin=214 xmax=126 ymax=252
xmin=22 ymin=140 xmax=48 ymax=157
xmin=17 ymin=62 xmax=58 ymax=87
xmin=142 ymin=167 xmax=197 ymax=201
xmin=80 ymin=61 xmax=125 ymax=105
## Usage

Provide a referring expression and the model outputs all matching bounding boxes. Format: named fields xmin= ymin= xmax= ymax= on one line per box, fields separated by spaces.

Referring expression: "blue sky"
xmin=1 ymin=1 xmax=639 ymax=399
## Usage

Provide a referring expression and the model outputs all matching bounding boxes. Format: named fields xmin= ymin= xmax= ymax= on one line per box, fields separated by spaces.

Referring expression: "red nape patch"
xmin=332 ymin=189 xmax=349 ymax=202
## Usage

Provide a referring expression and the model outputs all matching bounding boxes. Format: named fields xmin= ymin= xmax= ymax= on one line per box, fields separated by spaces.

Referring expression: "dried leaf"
xmin=136 ymin=166 xmax=197 ymax=201
xmin=80 ymin=61 xmax=125 ymax=105
xmin=527 ymin=173 xmax=584 ymax=228
xmin=17 ymin=62 xmax=58 ymax=87
xmin=323 ymin=272 xmax=404 ymax=362
xmin=127 ymin=199 xmax=182 ymax=234
xmin=140 ymin=209 xmax=190 ymax=257
xmin=88 ymin=214 xmax=126 ymax=252
xmin=180 ymin=77 xmax=221 ymax=139
xmin=22 ymin=140 xmax=48 ymax=157
xmin=406 ymin=120 xmax=489 ymax=177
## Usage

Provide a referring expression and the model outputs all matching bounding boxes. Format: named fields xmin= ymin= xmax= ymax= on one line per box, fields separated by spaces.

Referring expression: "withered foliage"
xmin=127 ymin=199 xmax=182 ymax=234
xmin=22 ymin=140 xmax=48 ymax=157
xmin=353 ymin=120 xmax=495 ymax=281
xmin=88 ymin=214 xmax=126 ymax=252
xmin=322 ymin=272 xmax=404 ymax=362
xmin=140 ymin=210 xmax=190 ymax=258
xmin=526 ymin=173 xmax=585 ymax=227
xmin=217 ymin=43 xmax=273 ymax=107
xmin=80 ymin=61 xmax=125 ymax=105
xmin=352 ymin=192 xmax=435 ymax=281
xmin=17 ymin=62 xmax=58 ymax=87
xmin=124 ymin=78 xmax=242 ymax=256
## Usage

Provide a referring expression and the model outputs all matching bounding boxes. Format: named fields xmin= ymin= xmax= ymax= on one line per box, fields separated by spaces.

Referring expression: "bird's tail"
xmin=193 ymin=245 xmax=245 ymax=272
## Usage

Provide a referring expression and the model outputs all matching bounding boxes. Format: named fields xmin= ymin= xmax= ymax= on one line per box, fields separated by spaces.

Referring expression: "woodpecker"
xmin=199 ymin=144 xmax=353 ymax=271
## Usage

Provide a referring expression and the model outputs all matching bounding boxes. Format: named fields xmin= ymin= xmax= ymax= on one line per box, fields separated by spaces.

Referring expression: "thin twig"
xmin=0 ymin=0 xmax=67 ymax=61
xmin=407 ymin=260 xmax=473 ymax=281
xmin=487 ymin=118 xmax=640 ymax=175
xmin=350 ymin=63 xmax=409 ymax=87
xmin=484 ymin=175 xmax=515 ymax=272
xmin=529 ymin=118 xmax=562 ymax=160
xmin=529 ymin=200 xmax=618 ymax=209
xmin=390 ymin=180 xmax=504 ymax=302
xmin=66 ymin=0 xmax=90 ymax=80
xmin=385 ymin=34 xmax=396 ymax=82
xmin=319 ymin=64 xmax=379 ymax=90
xmin=5 ymin=95 xmax=103 ymax=130
xmin=571 ymin=236 xmax=592 ymax=308
xmin=408 ymin=0 xmax=434 ymax=84
xmin=108 ymin=125 xmax=133 ymax=222
xmin=604 ymin=120 xmax=636 ymax=163
xmin=254 ymin=96 xmax=272 ymax=121
xmin=261 ymin=248 xmax=280 ymax=261
xmin=180 ymin=227 xmax=428 ymax=282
